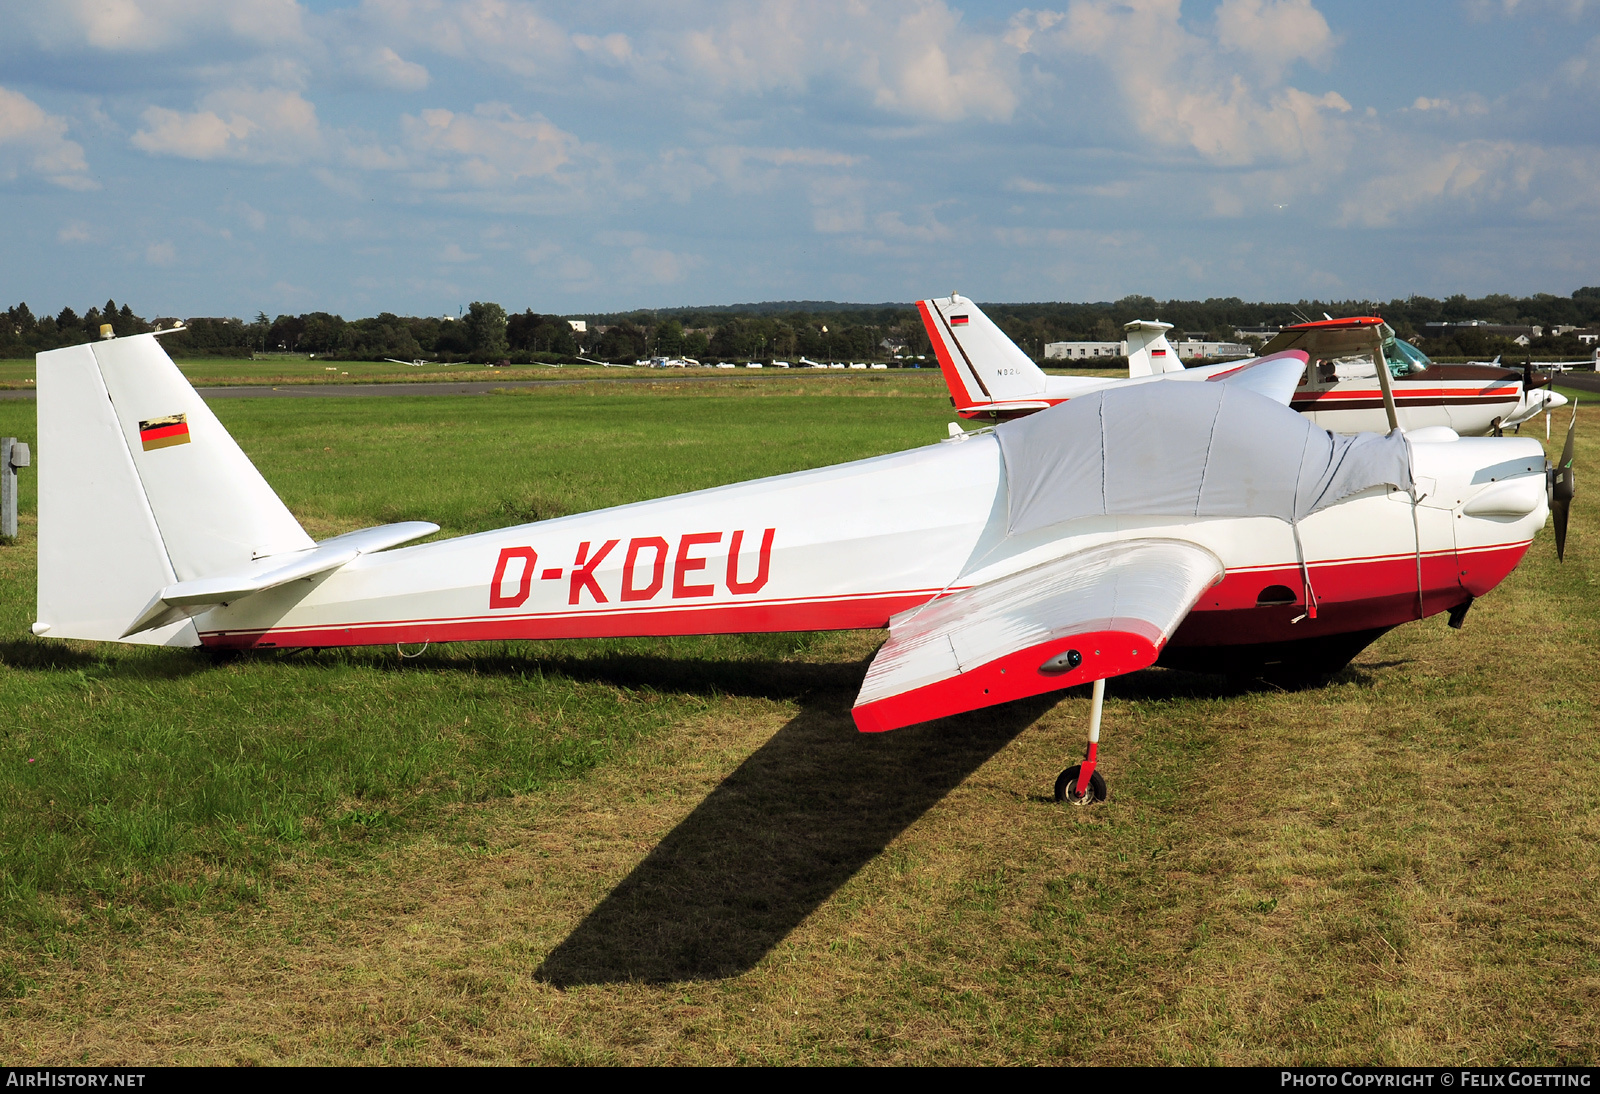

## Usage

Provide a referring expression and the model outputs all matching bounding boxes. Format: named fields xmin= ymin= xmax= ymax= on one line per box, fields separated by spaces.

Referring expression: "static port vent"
xmin=1256 ymin=584 xmax=1297 ymax=607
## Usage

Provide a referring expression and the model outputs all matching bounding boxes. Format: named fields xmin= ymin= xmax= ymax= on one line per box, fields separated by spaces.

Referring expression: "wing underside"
xmin=852 ymin=539 xmax=1224 ymax=733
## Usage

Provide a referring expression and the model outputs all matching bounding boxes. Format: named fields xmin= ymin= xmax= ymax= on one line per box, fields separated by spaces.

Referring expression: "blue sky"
xmin=2 ymin=0 xmax=1598 ymax=318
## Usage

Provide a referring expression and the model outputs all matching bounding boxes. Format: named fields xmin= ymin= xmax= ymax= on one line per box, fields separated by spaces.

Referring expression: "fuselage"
xmin=1291 ymin=361 xmax=1547 ymax=435
xmin=198 ymin=430 xmax=1549 ymax=657
xmin=952 ymin=360 xmax=1556 ymax=435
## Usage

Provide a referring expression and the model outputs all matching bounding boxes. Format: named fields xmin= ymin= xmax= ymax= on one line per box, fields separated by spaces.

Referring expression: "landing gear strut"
xmin=1054 ymin=678 xmax=1109 ymax=805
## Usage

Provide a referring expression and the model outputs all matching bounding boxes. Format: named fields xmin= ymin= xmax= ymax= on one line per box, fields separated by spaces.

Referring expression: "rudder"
xmin=34 ymin=333 xmax=314 ymax=644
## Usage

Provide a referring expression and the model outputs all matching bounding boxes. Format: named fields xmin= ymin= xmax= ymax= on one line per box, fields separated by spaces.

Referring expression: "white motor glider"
xmin=33 ymin=332 xmax=1572 ymax=802
xmin=921 ymin=296 xmax=1567 ymax=436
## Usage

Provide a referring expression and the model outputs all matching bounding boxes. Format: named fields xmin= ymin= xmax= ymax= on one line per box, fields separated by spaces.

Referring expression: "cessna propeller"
xmin=1552 ymin=402 xmax=1578 ymax=562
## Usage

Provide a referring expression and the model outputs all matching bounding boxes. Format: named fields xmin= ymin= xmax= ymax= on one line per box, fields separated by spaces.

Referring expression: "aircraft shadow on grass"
xmin=530 ymin=650 xmax=1397 ymax=986
xmin=535 ymin=687 xmax=1051 ymax=987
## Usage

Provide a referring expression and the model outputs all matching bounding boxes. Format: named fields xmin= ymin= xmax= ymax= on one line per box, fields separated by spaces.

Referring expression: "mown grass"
xmin=0 ymin=383 xmax=956 ymax=950
xmin=0 ymin=383 xmax=1595 ymax=1065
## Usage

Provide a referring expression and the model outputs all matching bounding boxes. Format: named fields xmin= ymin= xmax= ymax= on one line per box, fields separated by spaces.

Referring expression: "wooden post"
xmin=1 ymin=437 xmax=16 ymax=540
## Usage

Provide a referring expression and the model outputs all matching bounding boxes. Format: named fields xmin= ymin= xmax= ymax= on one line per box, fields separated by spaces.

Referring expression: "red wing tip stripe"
xmin=852 ymin=629 xmax=1161 ymax=734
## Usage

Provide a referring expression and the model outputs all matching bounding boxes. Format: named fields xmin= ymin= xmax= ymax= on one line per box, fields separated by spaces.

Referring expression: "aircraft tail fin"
xmin=1125 ymin=320 xmax=1180 ymax=377
xmin=34 ymin=333 xmax=315 ymax=644
xmin=917 ymin=295 xmax=1050 ymax=411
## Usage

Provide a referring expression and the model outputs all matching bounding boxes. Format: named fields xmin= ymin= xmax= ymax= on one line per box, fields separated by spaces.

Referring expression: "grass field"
xmin=0 ymin=378 xmax=1596 ymax=1064
xmin=0 ymin=357 xmax=1119 ymax=390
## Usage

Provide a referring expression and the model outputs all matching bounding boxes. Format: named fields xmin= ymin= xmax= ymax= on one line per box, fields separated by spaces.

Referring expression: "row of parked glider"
xmin=30 ymin=296 xmax=1575 ymax=802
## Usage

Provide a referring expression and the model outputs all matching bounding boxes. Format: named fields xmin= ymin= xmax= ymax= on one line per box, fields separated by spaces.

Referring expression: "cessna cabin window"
xmin=1383 ymin=336 xmax=1430 ymax=377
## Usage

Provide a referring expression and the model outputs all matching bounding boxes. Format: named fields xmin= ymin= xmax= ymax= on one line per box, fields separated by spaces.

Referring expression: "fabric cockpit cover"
xmin=997 ymin=382 xmax=1413 ymax=537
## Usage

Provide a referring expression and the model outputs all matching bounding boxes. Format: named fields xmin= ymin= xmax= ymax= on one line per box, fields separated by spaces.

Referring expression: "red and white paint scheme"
xmin=33 ymin=333 xmax=1556 ymax=802
xmin=921 ymin=296 xmax=1566 ymax=436
xmin=1266 ymin=316 xmax=1565 ymax=435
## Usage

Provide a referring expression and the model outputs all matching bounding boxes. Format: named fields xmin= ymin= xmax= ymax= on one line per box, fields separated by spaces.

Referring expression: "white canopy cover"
xmin=997 ymin=382 xmax=1414 ymax=537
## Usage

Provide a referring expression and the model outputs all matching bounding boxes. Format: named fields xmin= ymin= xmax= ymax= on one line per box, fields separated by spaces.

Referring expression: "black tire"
xmin=1054 ymin=765 xmax=1108 ymax=805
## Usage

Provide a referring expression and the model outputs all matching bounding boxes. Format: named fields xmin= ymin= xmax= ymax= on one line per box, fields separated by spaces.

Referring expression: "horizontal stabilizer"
xmin=851 ymin=539 xmax=1223 ymax=733
xmin=124 ymin=521 xmax=438 ymax=636
xmin=1125 ymin=320 xmax=1178 ymax=377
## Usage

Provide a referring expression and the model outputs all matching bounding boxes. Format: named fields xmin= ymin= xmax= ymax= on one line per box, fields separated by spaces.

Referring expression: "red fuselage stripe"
xmin=198 ymin=542 xmax=1534 ymax=651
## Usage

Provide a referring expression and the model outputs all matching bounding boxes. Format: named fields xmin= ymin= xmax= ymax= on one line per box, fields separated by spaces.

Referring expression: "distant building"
xmin=1174 ymin=339 xmax=1253 ymax=360
xmin=1234 ymin=326 xmax=1282 ymax=341
xmin=568 ymin=320 xmax=587 ymax=333
xmin=1423 ymin=321 xmax=1542 ymax=345
xmin=1573 ymin=328 xmax=1598 ymax=345
xmin=1045 ymin=338 xmax=1253 ymax=361
xmin=1044 ymin=341 xmax=1122 ymax=360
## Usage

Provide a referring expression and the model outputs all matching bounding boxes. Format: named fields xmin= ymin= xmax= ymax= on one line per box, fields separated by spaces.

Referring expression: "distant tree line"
xmin=6 ymin=288 xmax=1599 ymax=364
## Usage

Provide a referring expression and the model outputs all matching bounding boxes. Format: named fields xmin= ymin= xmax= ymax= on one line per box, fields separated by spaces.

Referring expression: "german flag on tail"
xmin=139 ymin=414 xmax=190 ymax=451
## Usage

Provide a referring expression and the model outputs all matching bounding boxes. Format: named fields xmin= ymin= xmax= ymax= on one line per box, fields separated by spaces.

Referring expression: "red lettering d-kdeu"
xmin=490 ymin=547 xmax=537 ymax=608
xmin=673 ymin=532 xmax=722 ymax=598
xmin=570 ymin=539 xmax=620 ymax=605
xmin=621 ymin=536 xmax=669 ymax=601
xmin=726 ymin=528 xmax=775 ymax=594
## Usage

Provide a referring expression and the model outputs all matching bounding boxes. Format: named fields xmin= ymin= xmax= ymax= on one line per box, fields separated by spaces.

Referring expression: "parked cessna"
xmin=921 ymin=295 xmax=1566 ymax=435
xmin=33 ymin=330 xmax=1573 ymax=803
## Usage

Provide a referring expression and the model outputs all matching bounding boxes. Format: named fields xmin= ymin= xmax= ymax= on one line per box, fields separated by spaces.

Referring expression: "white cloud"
xmin=1214 ymin=0 xmax=1335 ymax=79
xmin=809 ymin=176 xmax=868 ymax=233
xmin=1337 ymin=140 xmax=1600 ymax=227
xmin=688 ymin=144 xmax=865 ymax=199
xmin=11 ymin=0 xmax=309 ymax=52
xmin=401 ymin=102 xmax=579 ymax=187
xmin=358 ymin=0 xmax=1023 ymax=122
xmin=572 ymin=32 xmax=634 ymax=64
xmin=345 ymin=45 xmax=430 ymax=90
xmin=1020 ymin=0 xmax=1352 ymax=167
xmin=1407 ymin=94 xmax=1490 ymax=117
xmin=1471 ymin=0 xmax=1595 ymax=17
xmin=440 ymin=242 xmax=478 ymax=261
xmin=625 ymin=246 xmax=699 ymax=284
xmin=145 ymin=240 xmax=176 ymax=266
xmin=364 ymin=0 xmax=572 ymax=78
xmin=874 ymin=209 xmax=951 ymax=243
xmin=131 ymin=87 xmax=321 ymax=163
xmin=0 ymin=85 xmax=95 ymax=189
xmin=678 ymin=0 xmax=1019 ymax=122
xmin=58 ymin=220 xmax=92 ymax=242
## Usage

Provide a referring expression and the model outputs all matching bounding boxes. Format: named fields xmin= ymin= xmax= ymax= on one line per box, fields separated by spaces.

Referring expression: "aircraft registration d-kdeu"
xmin=32 ymin=325 xmax=1574 ymax=803
xmin=921 ymin=294 xmax=1567 ymax=436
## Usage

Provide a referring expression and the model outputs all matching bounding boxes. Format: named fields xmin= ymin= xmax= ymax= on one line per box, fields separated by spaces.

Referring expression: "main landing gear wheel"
xmin=1055 ymin=765 xmax=1107 ymax=805
xmin=1055 ymin=677 xmax=1110 ymax=805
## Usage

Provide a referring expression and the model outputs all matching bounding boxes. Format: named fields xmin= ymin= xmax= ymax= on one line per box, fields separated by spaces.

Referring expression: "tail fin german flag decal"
xmin=139 ymin=414 xmax=190 ymax=451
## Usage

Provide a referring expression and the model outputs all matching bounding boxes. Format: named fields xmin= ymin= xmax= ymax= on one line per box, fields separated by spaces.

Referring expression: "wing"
xmin=851 ymin=539 xmax=1224 ymax=733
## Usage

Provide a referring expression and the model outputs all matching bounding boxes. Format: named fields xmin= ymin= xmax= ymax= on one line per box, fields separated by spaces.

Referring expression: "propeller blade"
xmin=1553 ymin=402 xmax=1577 ymax=562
